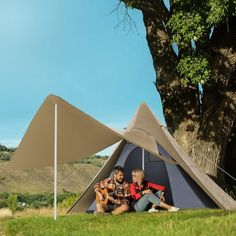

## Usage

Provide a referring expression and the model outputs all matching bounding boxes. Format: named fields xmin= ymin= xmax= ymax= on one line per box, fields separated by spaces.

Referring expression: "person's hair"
xmin=113 ymin=166 xmax=124 ymax=175
xmin=132 ymin=169 xmax=145 ymax=185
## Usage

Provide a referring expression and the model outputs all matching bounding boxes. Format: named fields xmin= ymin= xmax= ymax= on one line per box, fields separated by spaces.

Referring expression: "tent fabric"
xmin=68 ymin=103 xmax=236 ymax=212
xmin=5 ymin=95 xmax=122 ymax=171
xmin=68 ymin=140 xmax=125 ymax=213
xmin=122 ymin=128 xmax=178 ymax=165
xmin=5 ymin=96 xmax=177 ymax=170
xmin=162 ymin=127 xmax=236 ymax=210
xmin=125 ymin=103 xmax=236 ymax=210
xmin=5 ymin=95 xmax=236 ymax=210
xmin=68 ymin=142 xmax=217 ymax=213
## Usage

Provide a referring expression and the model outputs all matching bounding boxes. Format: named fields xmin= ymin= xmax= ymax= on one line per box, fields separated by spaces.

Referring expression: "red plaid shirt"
xmin=94 ymin=178 xmax=130 ymax=204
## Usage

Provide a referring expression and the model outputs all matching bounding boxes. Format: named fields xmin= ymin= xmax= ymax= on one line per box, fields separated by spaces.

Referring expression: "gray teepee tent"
xmin=68 ymin=103 xmax=236 ymax=213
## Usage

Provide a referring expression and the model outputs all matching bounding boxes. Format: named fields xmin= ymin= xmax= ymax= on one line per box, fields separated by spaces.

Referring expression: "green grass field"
xmin=0 ymin=209 xmax=236 ymax=236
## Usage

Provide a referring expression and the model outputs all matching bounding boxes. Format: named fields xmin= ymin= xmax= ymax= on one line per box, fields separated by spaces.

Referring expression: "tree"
xmin=119 ymin=0 xmax=236 ymax=185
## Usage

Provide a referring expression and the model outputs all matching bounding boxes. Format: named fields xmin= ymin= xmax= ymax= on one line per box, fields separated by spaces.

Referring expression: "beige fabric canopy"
xmin=5 ymin=95 xmax=236 ymax=211
xmin=5 ymin=95 xmax=122 ymax=170
xmin=5 ymin=95 xmax=173 ymax=171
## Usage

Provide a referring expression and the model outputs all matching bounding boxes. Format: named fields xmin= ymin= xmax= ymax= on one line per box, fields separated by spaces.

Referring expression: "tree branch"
xmin=121 ymin=0 xmax=171 ymax=24
xmin=112 ymin=2 xmax=139 ymax=33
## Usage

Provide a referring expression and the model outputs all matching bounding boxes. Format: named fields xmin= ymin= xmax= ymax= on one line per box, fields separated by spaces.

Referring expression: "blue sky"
xmin=0 ymin=0 xmax=165 ymax=151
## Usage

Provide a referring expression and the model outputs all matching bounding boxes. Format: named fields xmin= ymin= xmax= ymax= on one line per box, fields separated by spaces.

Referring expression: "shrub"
xmin=0 ymin=192 xmax=78 ymax=210
xmin=58 ymin=194 xmax=79 ymax=210
xmin=7 ymin=194 xmax=18 ymax=215
xmin=0 ymin=199 xmax=8 ymax=208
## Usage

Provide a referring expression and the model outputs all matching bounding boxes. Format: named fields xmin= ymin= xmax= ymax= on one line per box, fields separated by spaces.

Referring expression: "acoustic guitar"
xmin=96 ymin=188 xmax=109 ymax=205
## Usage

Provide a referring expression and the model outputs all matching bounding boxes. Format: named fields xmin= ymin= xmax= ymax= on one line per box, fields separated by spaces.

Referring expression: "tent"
xmin=5 ymin=95 xmax=236 ymax=216
xmin=68 ymin=102 xmax=236 ymax=212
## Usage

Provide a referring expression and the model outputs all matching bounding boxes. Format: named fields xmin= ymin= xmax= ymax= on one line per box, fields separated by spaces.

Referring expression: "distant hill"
xmin=0 ymin=152 xmax=108 ymax=194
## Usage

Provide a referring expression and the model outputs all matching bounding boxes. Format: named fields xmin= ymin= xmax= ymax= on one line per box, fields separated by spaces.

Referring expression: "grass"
xmin=0 ymin=209 xmax=235 ymax=236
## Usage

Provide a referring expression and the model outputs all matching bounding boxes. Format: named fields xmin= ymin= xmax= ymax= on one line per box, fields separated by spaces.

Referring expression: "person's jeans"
xmin=134 ymin=190 xmax=162 ymax=212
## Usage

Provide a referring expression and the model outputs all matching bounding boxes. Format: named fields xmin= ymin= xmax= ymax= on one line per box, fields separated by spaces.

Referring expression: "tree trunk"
xmin=141 ymin=11 xmax=236 ymax=184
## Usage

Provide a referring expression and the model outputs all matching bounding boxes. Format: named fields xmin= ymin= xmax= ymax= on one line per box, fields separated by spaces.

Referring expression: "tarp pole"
xmin=142 ymin=148 xmax=145 ymax=170
xmin=54 ymin=104 xmax=58 ymax=220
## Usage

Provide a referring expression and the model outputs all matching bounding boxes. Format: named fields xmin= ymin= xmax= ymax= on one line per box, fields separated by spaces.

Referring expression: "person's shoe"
xmin=148 ymin=208 xmax=159 ymax=213
xmin=168 ymin=206 xmax=179 ymax=212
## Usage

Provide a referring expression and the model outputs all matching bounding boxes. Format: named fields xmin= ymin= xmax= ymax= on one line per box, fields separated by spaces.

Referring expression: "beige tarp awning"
xmin=5 ymin=95 xmax=174 ymax=171
xmin=5 ymin=95 xmax=122 ymax=171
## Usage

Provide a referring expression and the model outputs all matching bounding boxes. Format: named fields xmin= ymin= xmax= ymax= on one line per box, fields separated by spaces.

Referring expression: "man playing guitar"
xmin=94 ymin=166 xmax=130 ymax=215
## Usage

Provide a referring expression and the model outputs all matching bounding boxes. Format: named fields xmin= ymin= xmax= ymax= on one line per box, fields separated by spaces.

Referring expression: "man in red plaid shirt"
xmin=94 ymin=166 xmax=130 ymax=215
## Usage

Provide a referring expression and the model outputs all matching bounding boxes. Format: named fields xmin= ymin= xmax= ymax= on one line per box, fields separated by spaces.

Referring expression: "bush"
xmin=0 ymin=192 xmax=78 ymax=210
xmin=7 ymin=194 xmax=18 ymax=215
xmin=58 ymin=193 xmax=79 ymax=210
xmin=0 ymin=199 xmax=8 ymax=208
xmin=77 ymin=155 xmax=108 ymax=167
xmin=0 ymin=152 xmax=11 ymax=161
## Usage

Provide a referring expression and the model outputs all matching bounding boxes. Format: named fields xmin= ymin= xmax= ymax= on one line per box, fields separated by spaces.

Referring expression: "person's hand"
xmin=142 ymin=189 xmax=152 ymax=194
xmin=116 ymin=193 xmax=123 ymax=198
xmin=160 ymin=192 xmax=165 ymax=202
xmin=98 ymin=192 xmax=104 ymax=201
xmin=113 ymin=199 xmax=121 ymax=205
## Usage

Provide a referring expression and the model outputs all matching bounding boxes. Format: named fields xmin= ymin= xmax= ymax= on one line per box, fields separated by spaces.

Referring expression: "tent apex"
xmin=47 ymin=94 xmax=60 ymax=101
xmin=45 ymin=94 xmax=66 ymax=105
xmin=138 ymin=102 xmax=149 ymax=109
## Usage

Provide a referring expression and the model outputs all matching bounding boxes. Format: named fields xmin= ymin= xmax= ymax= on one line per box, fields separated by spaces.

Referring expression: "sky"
xmin=0 ymin=0 xmax=165 ymax=153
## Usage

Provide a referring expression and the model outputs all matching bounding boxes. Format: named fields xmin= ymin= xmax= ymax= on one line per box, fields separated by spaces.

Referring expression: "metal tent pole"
xmin=54 ymin=104 xmax=58 ymax=220
xmin=142 ymin=148 xmax=145 ymax=170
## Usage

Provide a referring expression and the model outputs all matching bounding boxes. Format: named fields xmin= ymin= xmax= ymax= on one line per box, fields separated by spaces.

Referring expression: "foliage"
xmin=0 ymin=152 xmax=11 ymax=161
xmin=206 ymin=0 xmax=235 ymax=24
xmin=177 ymin=55 xmax=211 ymax=85
xmin=167 ymin=11 xmax=206 ymax=47
xmin=123 ymin=0 xmax=236 ymax=86
xmin=0 ymin=192 xmax=78 ymax=210
xmin=0 ymin=144 xmax=15 ymax=161
xmin=2 ymin=210 xmax=236 ymax=236
xmin=7 ymin=194 xmax=18 ymax=215
xmin=166 ymin=0 xmax=236 ymax=85
xmin=58 ymin=193 xmax=79 ymax=210
xmin=0 ymin=144 xmax=16 ymax=152
xmin=0 ymin=199 xmax=8 ymax=208
xmin=77 ymin=154 xmax=108 ymax=167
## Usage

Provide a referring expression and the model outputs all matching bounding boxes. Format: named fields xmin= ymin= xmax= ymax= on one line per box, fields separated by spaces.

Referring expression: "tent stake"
xmin=54 ymin=104 xmax=58 ymax=220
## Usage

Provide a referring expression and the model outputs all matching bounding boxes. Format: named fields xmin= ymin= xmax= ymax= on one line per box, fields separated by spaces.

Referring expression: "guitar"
xmin=96 ymin=188 xmax=125 ymax=205
xmin=96 ymin=188 xmax=109 ymax=205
